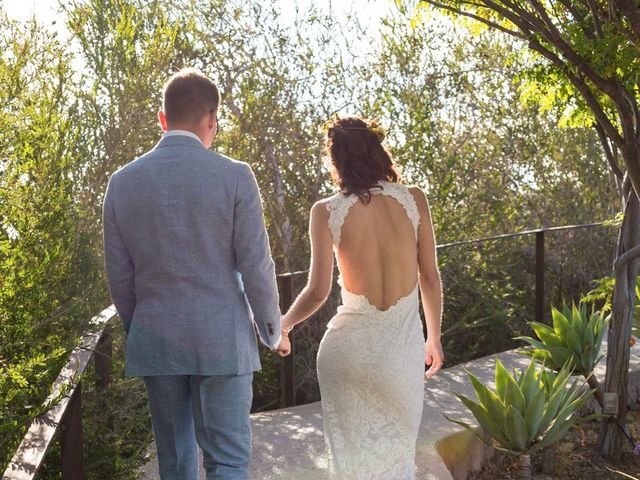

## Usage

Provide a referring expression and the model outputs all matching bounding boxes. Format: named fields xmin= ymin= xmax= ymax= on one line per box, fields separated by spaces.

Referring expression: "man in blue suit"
xmin=102 ymin=67 xmax=290 ymax=479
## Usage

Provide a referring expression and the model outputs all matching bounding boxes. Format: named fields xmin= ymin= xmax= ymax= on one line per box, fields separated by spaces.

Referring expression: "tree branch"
xmin=420 ymin=0 xmax=628 ymax=147
xmin=585 ymin=0 xmax=605 ymax=37
xmin=595 ymin=121 xmax=624 ymax=180
xmin=419 ymin=0 xmax=526 ymax=38
xmin=440 ymin=0 xmax=616 ymax=97
xmin=608 ymin=83 xmax=638 ymax=147
xmin=524 ymin=36 xmax=624 ymax=146
xmin=555 ymin=0 xmax=596 ymax=39
xmin=615 ymin=244 xmax=640 ymax=269
xmin=482 ymin=0 xmax=549 ymax=36
xmin=613 ymin=0 xmax=640 ymax=42
xmin=520 ymin=0 xmax=614 ymax=94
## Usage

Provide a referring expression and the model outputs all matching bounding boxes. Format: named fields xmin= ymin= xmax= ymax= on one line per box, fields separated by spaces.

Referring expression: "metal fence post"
xmin=61 ymin=384 xmax=85 ymax=480
xmin=278 ymin=275 xmax=295 ymax=408
xmin=535 ymin=230 xmax=545 ymax=324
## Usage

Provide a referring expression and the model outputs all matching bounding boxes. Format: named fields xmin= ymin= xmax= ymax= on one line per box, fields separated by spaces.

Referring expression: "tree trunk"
xmin=263 ymin=140 xmax=293 ymax=271
xmin=540 ymin=445 xmax=555 ymax=474
xmin=513 ymin=454 xmax=533 ymax=480
xmin=222 ymin=93 xmax=294 ymax=271
xmin=600 ymin=185 xmax=640 ymax=460
xmin=586 ymin=374 xmax=604 ymax=410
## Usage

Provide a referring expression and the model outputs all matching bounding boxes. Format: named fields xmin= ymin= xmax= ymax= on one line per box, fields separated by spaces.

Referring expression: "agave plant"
xmin=445 ymin=358 xmax=592 ymax=480
xmin=516 ymin=301 xmax=608 ymax=407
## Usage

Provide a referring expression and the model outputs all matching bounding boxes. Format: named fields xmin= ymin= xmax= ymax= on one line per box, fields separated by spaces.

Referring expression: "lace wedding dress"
xmin=317 ymin=181 xmax=425 ymax=480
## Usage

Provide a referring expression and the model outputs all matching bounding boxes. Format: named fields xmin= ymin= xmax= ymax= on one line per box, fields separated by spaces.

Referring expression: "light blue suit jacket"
xmin=102 ymin=134 xmax=282 ymax=376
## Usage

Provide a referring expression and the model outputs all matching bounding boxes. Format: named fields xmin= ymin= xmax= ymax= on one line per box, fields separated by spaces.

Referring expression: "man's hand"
xmin=275 ymin=333 xmax=292 ymax=357
xmin=425 ymin=337 xmax=444 ymax=379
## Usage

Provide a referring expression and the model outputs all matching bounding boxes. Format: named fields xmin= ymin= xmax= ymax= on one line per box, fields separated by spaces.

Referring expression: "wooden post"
xmin=95 ymin=326 xmax=115 ymax=472
xmin=278 ymin=275 xmax=295 ymax=408
xmin=94 ymin=328 xmax=112 ymax=389
xmin=535 ymin=230 xmax=545 ymax=324
xmin=60 ymin=385 xmax=84 ymax=480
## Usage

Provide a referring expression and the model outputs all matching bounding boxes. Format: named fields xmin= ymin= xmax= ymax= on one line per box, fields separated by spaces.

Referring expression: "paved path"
xmin=140 ymin=339 xmax=638 ymax=479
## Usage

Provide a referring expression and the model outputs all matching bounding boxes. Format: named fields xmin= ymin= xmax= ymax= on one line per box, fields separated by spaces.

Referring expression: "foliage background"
xmin=0 ymin=0 xmax=617 ymax=477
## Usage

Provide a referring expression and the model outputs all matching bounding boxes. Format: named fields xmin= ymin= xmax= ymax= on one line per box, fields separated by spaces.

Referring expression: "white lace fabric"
xmin=317 ymin=181 xmax=425 ymax=480
xmin=326 ymin=181 xmax=420 ymax=246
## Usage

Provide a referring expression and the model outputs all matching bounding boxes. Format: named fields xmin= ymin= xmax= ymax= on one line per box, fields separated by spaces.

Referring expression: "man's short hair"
xmin=162 ymin=68 xmax=220 ymax=126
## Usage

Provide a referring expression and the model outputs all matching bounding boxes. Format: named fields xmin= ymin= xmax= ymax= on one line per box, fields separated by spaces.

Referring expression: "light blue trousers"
xmin=143 ymin=373 xmax=253 ymax=480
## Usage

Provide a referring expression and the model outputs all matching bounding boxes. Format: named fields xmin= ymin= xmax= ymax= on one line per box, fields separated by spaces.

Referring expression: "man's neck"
xmin=163 ymin=129 xmax=203 ymax=145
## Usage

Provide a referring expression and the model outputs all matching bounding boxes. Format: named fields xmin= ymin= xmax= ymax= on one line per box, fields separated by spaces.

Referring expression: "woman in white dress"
xmin=278 ymin=116 xmax=444 ymax=480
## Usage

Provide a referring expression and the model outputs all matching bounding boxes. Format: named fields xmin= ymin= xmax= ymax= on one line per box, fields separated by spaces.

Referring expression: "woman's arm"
xmin=410 ymin=187 xmax=444 ymax=379
xmin=280 ymin=201 xmax=334 ymax=332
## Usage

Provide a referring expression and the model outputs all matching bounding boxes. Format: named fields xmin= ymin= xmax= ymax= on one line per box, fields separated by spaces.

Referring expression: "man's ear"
xmin=158 ymin=110 xmax=169 ymax=132
xmin=208 ymin=109 xmax=217 ymax=129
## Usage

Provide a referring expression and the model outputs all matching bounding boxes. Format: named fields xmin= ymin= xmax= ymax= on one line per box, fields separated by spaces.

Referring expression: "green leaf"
xmin=538 ymin=383 xmax=567 ymax=434
xmin=548 ymin=347 xmax=575 ymax=370
xmin=565 ymin=327 xmax=583 ymax=357
xmin=467 ymin=370 xmax=489 ymax=406
xmin=585 ymin=310 xmax=597 ymax=342
xmin=532 ymin=419 xmax=574 ymax=452
xmin=454 ymin=393 xmax=510 ymax=446
xmin=571 ymin=303 xmax=583 ymax=330
xmin=464 ymin=373 xmax=508 ymax=426
xmin=551 ymin=307 xmax=570 ymax=337
xmin=552 ymin=361 xmax=572 ymax=390
xmin=442 ymin=414 xmax=518 ymax=454
xmin=504 ymin=372 xmax=527 ymax=417
xmin=505 ymin=405 xmax=528 ymax=451
xmin=495 ymin=358 xmax=509 ymax=401
xmin=518 ymin=359 xmax=539 ymax=405
xmin=530 ymin=322 xmax=564 ymax=348
xmin=524 ymin=388 xmax=546 ymax=444
xmin=514 ymin=335 xmax=547 ymax=351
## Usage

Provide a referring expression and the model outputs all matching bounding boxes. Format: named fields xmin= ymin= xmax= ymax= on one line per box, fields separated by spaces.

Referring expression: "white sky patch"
xmin=3 ymin=0 xmax=70 ymax=39
xmin=3 ymin=0 xmax=396 ymax=50
xmin=5 ymin=223 xmax=19 ymax=240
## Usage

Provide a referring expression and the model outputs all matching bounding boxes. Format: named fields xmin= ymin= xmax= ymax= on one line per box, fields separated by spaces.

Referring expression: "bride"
xmin=278 ymin=115 xmax=443 ymax=480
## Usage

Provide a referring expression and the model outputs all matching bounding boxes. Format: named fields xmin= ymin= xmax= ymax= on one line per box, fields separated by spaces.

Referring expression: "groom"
xmin=102 ymin=67 xmax=289 ymax=479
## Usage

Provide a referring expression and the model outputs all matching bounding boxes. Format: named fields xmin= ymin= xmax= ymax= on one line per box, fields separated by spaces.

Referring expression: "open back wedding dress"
xmin=317 ymin=180 xmax=425 ymax=480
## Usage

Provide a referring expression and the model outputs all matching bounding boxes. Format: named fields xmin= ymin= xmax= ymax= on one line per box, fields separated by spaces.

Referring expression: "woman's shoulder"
xmin=403 ymin=183 xmax=427 ymax=201
xmin=314 ymin=193 xmax=344 ymax=208
xmin=402 ymin=184 xmax=430 ymax=217
xmin=311 ymin=197 xmax=335 ymax=216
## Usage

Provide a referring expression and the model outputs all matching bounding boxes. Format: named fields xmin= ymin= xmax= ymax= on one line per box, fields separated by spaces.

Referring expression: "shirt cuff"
xmin=272 ymin=332 xmax=283 ymax=351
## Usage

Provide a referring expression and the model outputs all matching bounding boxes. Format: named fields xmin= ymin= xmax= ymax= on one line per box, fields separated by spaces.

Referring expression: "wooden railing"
xmin=2 ymin=221 xmax=606 ymax=479
xmin=3 ymin=306 xmax=117 ymax=480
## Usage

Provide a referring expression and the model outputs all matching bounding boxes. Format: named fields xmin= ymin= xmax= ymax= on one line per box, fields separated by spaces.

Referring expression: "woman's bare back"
xmin=331 ymin=184 xmax=420 ymax=311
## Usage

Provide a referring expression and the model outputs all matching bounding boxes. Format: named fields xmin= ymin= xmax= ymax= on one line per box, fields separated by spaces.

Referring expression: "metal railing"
xmin=275 ymin=221 xmax=607 ymax=407
xmin=2 ymin=221 xmax=606 ymax=479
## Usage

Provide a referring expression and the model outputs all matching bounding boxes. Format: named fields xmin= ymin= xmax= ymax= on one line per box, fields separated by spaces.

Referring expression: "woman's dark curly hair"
xmin=324 ymin=116 xmax=401 ymax=203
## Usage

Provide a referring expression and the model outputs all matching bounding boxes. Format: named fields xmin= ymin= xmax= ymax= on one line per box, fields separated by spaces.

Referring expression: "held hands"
xmin=425 ymin=337 xmax=444 ymax=379
xmin=274 ymin=329 xmax=292 ymax=357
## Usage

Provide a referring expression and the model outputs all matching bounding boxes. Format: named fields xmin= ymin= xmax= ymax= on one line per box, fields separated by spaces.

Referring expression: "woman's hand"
xmin=425 ymin=337 xmax=444 ymax=379
xmin=275 ymin=331 xmax=292 ymax=357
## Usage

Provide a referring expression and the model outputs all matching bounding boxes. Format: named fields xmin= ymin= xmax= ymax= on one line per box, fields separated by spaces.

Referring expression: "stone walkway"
xmin=140 ymin=339 xmax=638 ymax=479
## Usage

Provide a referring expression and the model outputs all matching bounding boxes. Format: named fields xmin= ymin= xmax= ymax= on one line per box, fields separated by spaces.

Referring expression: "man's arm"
xmin=232 ymin=163 xmax=282 ymax=350
xmin=102 ymin=176 xmax=136 ymax=334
